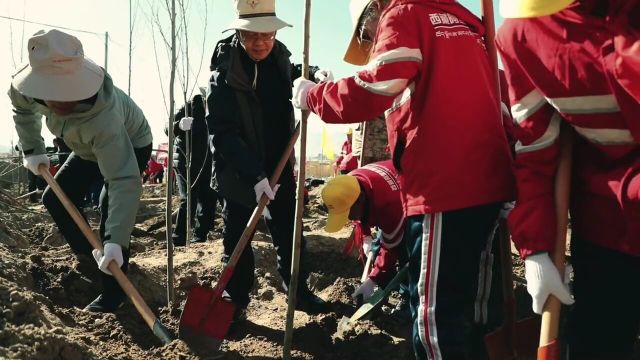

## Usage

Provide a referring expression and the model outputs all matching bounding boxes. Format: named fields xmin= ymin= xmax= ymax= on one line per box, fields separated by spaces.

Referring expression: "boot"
xmin=295 ymin=286 xmax=330 ymax=315
xmin=84 ymin=249 xmax=129 ymax=313
xmin=83 ymin=273 xmax=126 ymax=313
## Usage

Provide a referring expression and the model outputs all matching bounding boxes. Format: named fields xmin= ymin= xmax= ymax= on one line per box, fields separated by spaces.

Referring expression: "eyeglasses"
xmin=238 ymin=30 xmax=276 ymax=43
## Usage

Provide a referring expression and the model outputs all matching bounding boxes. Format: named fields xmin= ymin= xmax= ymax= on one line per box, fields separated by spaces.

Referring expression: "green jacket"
xmin=8 ymin=73 xmax=153 ymax=248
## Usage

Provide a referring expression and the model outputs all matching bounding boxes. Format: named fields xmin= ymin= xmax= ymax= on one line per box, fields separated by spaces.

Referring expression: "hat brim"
xmin=343 ymin=36 xmax=372 ymax=66
xmin=325 ymin=210 xmax=350 ymax=233
xmin=224 ymin=16 xmax=292 ymax=33
xmin=12 ymin=58 xmax=104 ymax=102
xmin=499 ymin=0 xmax=574 ymax=18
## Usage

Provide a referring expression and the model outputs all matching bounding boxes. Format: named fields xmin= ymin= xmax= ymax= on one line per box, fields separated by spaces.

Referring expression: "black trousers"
xmin=172 ymin=162 xmax=218 ymax=243
xmin=405 ymin=203 xmax=502 ymax=360
xmin=567 ymin=238 xmax=640 ymax=360
xmin=221 ymin=177 xmax=309 ymax=308
xmin=42 ymin=144 xmax=151 ymax=297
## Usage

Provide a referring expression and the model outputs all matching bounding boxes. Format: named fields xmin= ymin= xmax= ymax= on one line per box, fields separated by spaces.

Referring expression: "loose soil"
xmin=2 ymin=184 xmax=634 ymax=360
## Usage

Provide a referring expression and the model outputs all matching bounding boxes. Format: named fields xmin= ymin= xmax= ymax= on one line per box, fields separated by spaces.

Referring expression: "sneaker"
xmin=190 ymin=236 xmax=207 ymax=244
xmin=83 ymin=293 xmax=125 ymax=313
xmin=295 ymin=287 xmax=330 ymax=314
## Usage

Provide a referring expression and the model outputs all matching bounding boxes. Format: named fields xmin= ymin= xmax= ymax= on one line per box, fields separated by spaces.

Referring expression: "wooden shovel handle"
xmin=539 ymin=126 xmax=573 ymax=347
xmin=212 ymin=121 xmax=302 ymax=295
xmin=38 ymin=164 xmax=160 ymax=332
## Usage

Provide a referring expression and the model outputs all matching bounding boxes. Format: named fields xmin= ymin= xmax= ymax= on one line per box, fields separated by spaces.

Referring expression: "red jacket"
xmin=351 ymin=161 xmax=405 ymax=285
xmin=496 ymin=1 xmax=640 ymax=258
xmin=307 ymin=0 xmax=514 ymax=216
xmin=336 ymin=139 xmax=358 ymax=172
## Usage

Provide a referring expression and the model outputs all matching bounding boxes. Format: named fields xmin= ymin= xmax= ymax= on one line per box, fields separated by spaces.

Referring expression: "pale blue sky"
xmin=0 ymin=0 xmax=503 ymax=157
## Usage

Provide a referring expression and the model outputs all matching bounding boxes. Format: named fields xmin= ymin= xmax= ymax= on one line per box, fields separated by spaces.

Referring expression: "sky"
xmin=0 ymin=0 xmax=503 ymax=158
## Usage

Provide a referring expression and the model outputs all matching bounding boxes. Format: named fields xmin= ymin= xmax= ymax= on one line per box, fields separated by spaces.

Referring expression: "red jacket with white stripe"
xmin=496 ymin=1 xmax=640 ymax=258
xmin=351 ymin=161 xmax=405 ymax=286
xmin=307 ymin=0 xmax=514 ymax=216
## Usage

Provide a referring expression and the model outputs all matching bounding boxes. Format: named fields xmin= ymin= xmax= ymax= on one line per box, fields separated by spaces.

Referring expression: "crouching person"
xmin=9 ymin=29 xmax=153 ymax=312
xmin=322 ymin=160 xmax=410 ymax=316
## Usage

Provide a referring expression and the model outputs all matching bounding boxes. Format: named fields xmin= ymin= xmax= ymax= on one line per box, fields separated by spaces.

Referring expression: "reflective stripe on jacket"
xmin=497 ymin=1 xmax=640 ymax=258
xmin=307 ymin=0 xmax=514 ymax=216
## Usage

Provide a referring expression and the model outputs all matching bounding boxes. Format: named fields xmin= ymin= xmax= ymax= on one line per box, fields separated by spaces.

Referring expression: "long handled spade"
xmin=350 ymin=264 xmax=408 ymax=321
xmin=179 ymin=122 xmax=302 ymax=352
xmin=38 ymin=164 xmax=173 ymax=344
xmin=538 ymin=126 xmax=574 ymax=359
xmin=484 ymin=219 xmax=539 ymax=359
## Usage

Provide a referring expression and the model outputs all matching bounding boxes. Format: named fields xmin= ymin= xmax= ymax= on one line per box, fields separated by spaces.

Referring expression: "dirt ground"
xmin=1 ymin=183 xmax=636 ymax=360
xmin=0 ymin=185 xmax=416 ymax=360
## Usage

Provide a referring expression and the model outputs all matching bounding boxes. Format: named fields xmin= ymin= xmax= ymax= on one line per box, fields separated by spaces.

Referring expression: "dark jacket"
xmin=168 ymin=94 xmax=211 ymax=176
xmin=206 ymin=34 xmax=316 ymax=208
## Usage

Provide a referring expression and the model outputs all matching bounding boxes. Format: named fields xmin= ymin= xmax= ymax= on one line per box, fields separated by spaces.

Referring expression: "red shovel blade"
xmin=537 ymin=339 xmax=561 ymax=360
xmin=179 ymin=285 xmax=236 ymax=352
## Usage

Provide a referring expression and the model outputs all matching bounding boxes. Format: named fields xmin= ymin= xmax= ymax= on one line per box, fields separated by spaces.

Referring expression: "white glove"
xmin=92 ymin=243 xmax=124 ymax=275
xmin=352 ymin=278 xmax=377 ymax=302
xmin=362 ymin=236 xmax=373 ymax=255
xmin=179 ymin=116 xmax=193 ymax=131
xmin=254 ymin=178 xmax=277 ymax=203
xmin=292 ymin=77 xmax=315 ymax=110
xmin=23 ymin=154 xmax=50 ymax=175
xmin=524 ymin=252 xmax=574 ymax=314
xmin=314 ymin=69 xmax=334 ymax=83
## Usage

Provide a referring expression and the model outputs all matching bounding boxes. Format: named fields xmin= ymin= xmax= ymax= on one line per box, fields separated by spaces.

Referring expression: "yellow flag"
xmin=321 ymin=127 xmax=335 ymax=161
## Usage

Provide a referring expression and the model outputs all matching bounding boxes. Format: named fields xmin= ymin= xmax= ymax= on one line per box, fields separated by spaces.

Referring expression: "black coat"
xmin=206 ymin=35 xmax=318 ymax=208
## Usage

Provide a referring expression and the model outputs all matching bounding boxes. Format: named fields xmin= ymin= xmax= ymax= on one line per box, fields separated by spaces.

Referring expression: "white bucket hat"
xmin=344 ymin=0 xmax=374 ymax=66
xmin=11 ymin=29 xmax=104 ymax=102
xmin=225 ymin=0 xmax=292 ymax=33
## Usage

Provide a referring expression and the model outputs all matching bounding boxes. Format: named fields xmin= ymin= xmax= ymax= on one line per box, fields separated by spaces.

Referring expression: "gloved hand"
xmin=352 ymin=278 xmax=377 ymax=302
xmin=362 ymin=235 xmax=373 ymax=255
xmin=179 ymin=117 xmax=193 ymax=131
xmin=524 ymin=252 xmax=574 ymax=314
xmin=23 ymin=154 xmax=50 ymax=175
xmin=254 ymin=177 xmax=277 ymax=203
xmin=292 ymin=77 xmax=315 ymax=110
xmin=314 ymin=69 xmax=334 ymax=83
xmin=92 ymin=243 xmax=124 ymax=275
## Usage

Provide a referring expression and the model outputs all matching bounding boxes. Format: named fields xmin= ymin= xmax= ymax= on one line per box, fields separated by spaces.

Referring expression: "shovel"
xmin=38 ymin=165 xmax=173 ymax=344
xmin=538 ymin=125 xmax=574 ymax=359
xmin=179 ymin=122 xmax=302 ymax=352
xmin=484 ymin=218 xmax=539 ymax=359
xmin=351 ymin=264 xmax=408 ymax=321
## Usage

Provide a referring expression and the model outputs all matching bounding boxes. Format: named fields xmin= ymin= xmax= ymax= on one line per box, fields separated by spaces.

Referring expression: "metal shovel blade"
xmin=350 ymin=265 xmax=408 ymax=322
xmin=179 ymin=285 xmax=236 ymax=353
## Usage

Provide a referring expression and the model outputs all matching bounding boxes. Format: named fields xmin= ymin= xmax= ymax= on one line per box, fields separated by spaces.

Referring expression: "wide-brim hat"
xmin=343 ymin=0 xmax=374 ymax=66
xmin=225 ymin=0 xmax=292 ymax=33
xmin=500 ymin=0 xmax=575 ymax=18
xmin=11 ymin=29 xmax=104 ymax=102
xmin=322 ymin=175 xmax=361 ymax=233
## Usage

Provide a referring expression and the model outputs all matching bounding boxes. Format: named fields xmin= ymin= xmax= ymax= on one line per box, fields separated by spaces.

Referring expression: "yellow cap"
xmin=346 ymin=127 xmax=353 ymax=135
xmin=321 ymin=175 xmax=361 ymax=232
xmin=500 ymin=0 xmax=574 ymax=18
xmin=343 ymin=0 xmax=373 ymax=65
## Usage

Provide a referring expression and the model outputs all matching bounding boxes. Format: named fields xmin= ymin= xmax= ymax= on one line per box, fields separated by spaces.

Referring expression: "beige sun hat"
xmin=225 ymin=0 xmax=292 ymax=33
xmin=11 ymin=29 xmax=104 ymax=102
xmin=343 ymin=0 xmax=374 ymax=66
xmin=500 ymin=0 xmax=574 ymax=18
